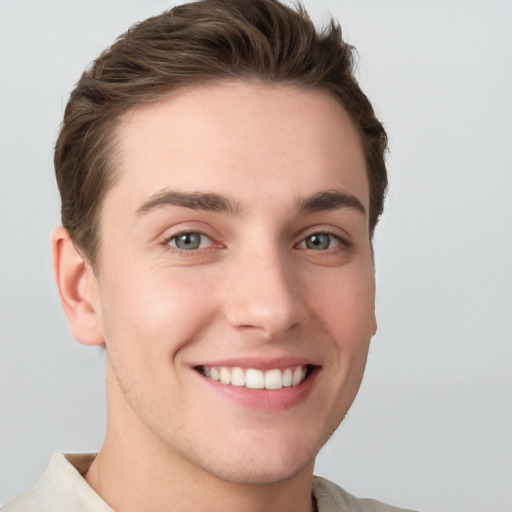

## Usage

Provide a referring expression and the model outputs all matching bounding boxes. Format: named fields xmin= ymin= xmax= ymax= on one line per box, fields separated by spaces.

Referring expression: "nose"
xmin=223 ymin=245 xmax=307 ymax=339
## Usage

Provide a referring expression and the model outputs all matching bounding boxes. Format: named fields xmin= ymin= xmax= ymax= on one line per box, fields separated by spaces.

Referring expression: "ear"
xmin=52 ymin=226 xmax=104 ymax=346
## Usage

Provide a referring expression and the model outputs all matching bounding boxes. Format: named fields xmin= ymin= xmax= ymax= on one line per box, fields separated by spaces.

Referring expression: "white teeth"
xmin=231 ymin=367 xmax=245 ymax=387
xmin=219 ymin=367 xmax=231 ymax=384
xmin=282 ymin=368 xmax=292 ymax=387
xmin=200 ymin=365 xmax=310 ymax=390
xmin=265 ymin=369 xmax=283 ymax=390
xmin=245 ymin=369 xmax=265 ymax=389
xmin=292 ymin=367 xmax=302 ymax=386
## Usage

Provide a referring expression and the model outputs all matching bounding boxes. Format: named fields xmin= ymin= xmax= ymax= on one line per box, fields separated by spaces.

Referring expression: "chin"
xmin=181 ymin=434 xmax=320 ymax=486
xmin=206 ymin=454 xmax=314 ymax=486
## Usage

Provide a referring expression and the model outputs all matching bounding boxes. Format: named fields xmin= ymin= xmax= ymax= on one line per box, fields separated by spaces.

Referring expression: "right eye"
xmin=167 ymin=232 xmax=213 ymax=251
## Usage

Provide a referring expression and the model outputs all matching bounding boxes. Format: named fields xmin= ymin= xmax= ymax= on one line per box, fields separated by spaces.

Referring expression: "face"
xmin=90 ymin=82 xmax=376 ymax=485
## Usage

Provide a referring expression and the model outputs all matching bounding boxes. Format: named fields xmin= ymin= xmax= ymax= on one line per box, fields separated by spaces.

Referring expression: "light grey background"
xmin=1 ymin=1 xmax=511 ymax=510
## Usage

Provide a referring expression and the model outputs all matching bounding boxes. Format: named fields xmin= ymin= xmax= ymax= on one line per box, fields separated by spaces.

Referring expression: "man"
xmin=2 ymin=0 xmax=415 ymax=511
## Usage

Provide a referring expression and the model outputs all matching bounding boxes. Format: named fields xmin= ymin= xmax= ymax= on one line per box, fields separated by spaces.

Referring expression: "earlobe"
xmin=51 ymin=226 xmax=104 ymax=346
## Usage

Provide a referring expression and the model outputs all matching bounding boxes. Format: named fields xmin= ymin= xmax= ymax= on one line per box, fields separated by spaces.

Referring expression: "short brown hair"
xmin=54 ymin=0 xmax=388 ymax=267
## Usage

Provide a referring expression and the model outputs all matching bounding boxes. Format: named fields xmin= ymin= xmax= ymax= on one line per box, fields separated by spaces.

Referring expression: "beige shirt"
xmin=2 ymin=453 xmax=416 ymax=512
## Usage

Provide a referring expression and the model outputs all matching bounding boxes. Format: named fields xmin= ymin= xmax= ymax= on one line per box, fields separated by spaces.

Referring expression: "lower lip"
xmin=194 ymin=368 xmax=318 ymax=412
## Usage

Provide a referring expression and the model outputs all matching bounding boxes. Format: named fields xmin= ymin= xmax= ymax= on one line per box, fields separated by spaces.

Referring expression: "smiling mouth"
xmin=195 ymin=365 xmax=314 ymax=390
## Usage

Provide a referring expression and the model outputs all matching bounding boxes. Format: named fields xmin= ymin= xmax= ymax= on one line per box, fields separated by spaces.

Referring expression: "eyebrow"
xmin=136 ymin=190 xmax=242 ymax=216
xmin=136 ymin=188 xmax=365 ymax=217
xmin=296 ymin=189 xmax=366 ymax=215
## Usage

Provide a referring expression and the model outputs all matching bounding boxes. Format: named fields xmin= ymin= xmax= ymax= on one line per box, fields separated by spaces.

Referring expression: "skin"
xmin=53 ymin=82 xmax=377 ymax=512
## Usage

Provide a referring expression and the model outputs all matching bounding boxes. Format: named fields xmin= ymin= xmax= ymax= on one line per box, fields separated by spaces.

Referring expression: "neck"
xmin=85 ymin=362 xmax=316 ymax=512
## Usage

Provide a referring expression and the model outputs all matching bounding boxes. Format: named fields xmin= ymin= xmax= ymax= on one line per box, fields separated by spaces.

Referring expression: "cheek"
xmin=311 ymin=265 xmax=376 ymax=343
xmin=98 ymin=263 xmax=221 ymax=357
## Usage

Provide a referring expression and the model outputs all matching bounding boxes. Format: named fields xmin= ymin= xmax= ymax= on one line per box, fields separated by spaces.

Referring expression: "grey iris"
xmin=175 ymin=233 xmax=201 ymax=250
xmin=306 ymin=234 xmax=330 ymax=250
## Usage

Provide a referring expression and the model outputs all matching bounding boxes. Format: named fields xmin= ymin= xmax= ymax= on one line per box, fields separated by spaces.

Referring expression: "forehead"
xmin=107 ymin=82 xmax=369 ymax=215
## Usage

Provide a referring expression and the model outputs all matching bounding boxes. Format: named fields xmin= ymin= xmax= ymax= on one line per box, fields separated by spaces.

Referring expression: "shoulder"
xmin=312 ymin=476 xmax=418 ymax=512
xmin=1 ymin=453 xmax=112 ymax=512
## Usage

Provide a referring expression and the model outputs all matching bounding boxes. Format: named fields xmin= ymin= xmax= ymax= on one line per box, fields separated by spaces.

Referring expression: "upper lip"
xmin=191 ymin=356 xmax=319 ymax=371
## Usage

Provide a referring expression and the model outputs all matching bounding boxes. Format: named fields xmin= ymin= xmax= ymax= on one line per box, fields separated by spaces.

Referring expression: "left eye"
xmin=299 ymin=233 xmax=340 ymax=251
xmin=168 ymin=232 xmax=212 ymax=251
